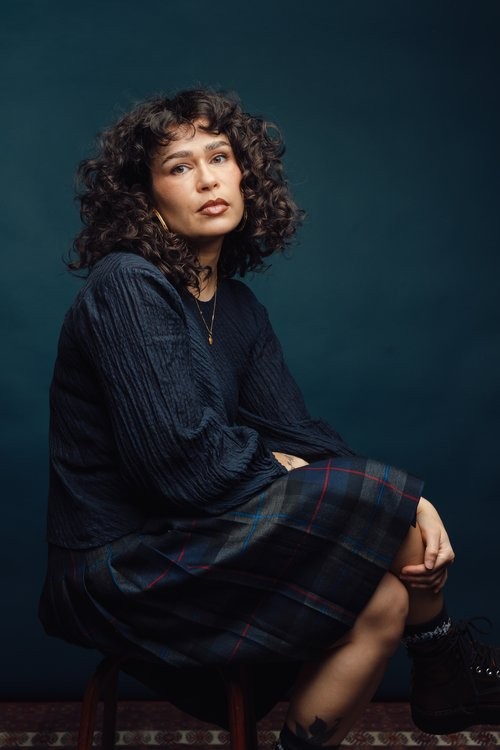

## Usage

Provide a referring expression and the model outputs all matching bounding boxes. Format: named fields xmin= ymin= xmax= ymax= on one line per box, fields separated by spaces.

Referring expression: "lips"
xmin=198 ymin=198 xmax=229 ymax=215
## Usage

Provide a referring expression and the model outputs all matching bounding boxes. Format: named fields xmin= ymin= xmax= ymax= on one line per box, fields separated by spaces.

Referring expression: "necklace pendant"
xmin=193 ymin=285 xmax=217 ymax=347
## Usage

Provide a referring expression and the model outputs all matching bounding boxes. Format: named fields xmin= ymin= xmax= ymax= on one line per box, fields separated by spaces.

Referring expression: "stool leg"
xmin=225 ymin=665 xmax=258 ymax=750
xmin=101 ymin=660 xmax=120 ymax=749
xmin=78 ymin=657 xmax=120 ymax=750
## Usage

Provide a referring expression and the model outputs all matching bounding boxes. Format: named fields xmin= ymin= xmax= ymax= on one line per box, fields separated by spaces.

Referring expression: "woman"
xmin=40 ymin=89 xmax=500 ymax=745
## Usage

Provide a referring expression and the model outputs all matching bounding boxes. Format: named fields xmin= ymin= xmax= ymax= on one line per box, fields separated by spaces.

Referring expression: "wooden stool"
xmin=77 ymin=655 xmax=258 ymax=750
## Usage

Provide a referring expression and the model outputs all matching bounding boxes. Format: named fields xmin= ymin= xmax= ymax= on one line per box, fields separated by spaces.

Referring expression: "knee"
xmin=358 ymin=573 xmax=409 ymax=651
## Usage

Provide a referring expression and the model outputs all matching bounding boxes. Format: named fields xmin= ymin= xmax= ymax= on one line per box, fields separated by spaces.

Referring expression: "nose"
xmin=197 ymin=163 xmax=219 ymax=191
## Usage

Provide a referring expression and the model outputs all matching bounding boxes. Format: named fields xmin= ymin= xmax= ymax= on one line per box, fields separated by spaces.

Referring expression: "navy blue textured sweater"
xmin=47 ymin=252 xmax=354 ymax=549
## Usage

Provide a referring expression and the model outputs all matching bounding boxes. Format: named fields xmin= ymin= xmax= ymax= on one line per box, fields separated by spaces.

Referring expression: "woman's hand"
xmin=400 ymin=497 xmax=455 ymax=593
xmin=272 ymin=452 xmax=309 ymax=471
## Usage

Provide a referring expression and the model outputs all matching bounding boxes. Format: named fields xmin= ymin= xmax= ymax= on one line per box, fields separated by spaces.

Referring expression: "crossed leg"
xmin=283 ymin=524 xmax=445 ymax=747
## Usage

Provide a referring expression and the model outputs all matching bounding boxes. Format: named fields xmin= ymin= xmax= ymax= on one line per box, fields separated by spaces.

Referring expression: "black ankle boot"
xmin=409 ymin=618 xmax=500 ymax=734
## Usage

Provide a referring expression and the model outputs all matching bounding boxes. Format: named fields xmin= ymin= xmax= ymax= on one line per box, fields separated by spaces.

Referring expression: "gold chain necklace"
xmin=193 ymin=287 xmax=218 ymax=345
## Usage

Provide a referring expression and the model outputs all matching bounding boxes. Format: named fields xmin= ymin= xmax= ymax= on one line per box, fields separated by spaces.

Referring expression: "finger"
xmin=401 ymin=566 xmax=448 ymax=586
xmin=434 ymin=569 xmax=448 ymax=593
xmin=423 ymin=530 xmax=440 ymax=570
xmin=404 ymin=571 xmax=448 ymax=590
xmin=400 ymin=567 xmax=448 ymax=585
xmin=402 ymin=555 xmax=453 ymax=580
xmin=401 ymin=575 xmax=446 ymax=589
xmin=400 ymin=561 xmax=449 ymax=576
xmin=401 ymin=563 xmax=428 ymax=576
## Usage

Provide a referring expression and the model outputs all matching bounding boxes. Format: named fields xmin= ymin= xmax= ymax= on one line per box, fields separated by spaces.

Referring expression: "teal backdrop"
xmin=1 ymin=0 xmax=499 ymax=701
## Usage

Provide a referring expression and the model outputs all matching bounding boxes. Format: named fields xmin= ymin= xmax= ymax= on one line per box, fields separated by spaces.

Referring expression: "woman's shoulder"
xmin=78 ymin=252 xmax=181 ymax=303
xmin=89 ymin=251 xmax=171 ymax=284
xmin=220 ymin=278 xmax=270 ymax=340
xmin=64 ymin=252 xmax=185 ymax=336
xmin=222 ymin=277 xmax=264 ymax=311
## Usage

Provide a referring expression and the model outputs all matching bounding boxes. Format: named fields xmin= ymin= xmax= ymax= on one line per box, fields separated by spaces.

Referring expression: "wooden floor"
xmin=1 ymin=701 xmax=499 ymax=749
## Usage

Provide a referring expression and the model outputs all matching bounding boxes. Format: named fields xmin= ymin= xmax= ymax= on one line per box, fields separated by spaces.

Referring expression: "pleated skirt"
xmin=40 ymin=456 xmax=423 ymax=725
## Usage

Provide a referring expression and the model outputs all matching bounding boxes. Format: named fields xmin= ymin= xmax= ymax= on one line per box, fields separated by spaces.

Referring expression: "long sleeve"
xmin=79 ymin=261 xmax=287 ymax=506
xmin=48 ymin=255 xmax=286 ymax=547
xmin=237 ymin=303 xmax=356 ymax=460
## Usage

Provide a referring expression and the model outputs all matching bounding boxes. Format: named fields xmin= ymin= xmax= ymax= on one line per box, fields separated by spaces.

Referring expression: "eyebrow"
xmin=161 ymin=139 xmax=231 ymax=165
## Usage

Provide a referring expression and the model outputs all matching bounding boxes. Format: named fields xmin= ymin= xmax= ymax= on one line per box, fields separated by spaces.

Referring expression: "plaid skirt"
xmin=40 ymin=456 xmax=423 ymax=724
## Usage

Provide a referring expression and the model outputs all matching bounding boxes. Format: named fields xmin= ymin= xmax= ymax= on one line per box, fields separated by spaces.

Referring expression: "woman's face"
xmin=150 ymin=121 xmax=245 ymax=249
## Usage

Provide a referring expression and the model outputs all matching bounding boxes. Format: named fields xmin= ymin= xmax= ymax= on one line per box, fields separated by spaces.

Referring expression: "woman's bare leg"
xmin=283 ymin=520 xmax=446 ymax=746
xmin=284 ymin=572 xmax=408 ymax=746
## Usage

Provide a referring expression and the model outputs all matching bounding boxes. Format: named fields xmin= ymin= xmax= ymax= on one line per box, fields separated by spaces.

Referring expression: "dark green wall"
xmin=1 ymin=0 xmax=499 ymax=700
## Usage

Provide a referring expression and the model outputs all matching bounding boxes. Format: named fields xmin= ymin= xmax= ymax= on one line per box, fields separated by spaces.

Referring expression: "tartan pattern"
xmin=42 ymin=456 xmax=422 ymax=673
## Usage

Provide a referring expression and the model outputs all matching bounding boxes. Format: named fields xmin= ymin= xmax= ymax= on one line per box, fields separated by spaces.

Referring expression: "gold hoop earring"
xmin=235 ymin=208 xmax=248 ymax=233
xmin=153 ymin=208 xmax=169 ymax=232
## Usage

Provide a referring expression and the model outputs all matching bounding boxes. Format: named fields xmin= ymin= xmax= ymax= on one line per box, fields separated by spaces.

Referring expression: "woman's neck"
xmin=195 ymin=268 xmax=218 ymax=301
xmin=191 ymin=242 xmax=221 ymax=301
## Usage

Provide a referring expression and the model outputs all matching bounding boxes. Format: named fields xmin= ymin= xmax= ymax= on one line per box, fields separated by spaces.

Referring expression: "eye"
xmin=170 ymin=163 xmax=189 ymax=175
xmin=211 ymin=153 xmax=228 ymax=164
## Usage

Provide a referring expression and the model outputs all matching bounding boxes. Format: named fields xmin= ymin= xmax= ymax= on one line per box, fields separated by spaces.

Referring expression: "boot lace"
xmin=453 ymin=617 xmax=500 ymax=678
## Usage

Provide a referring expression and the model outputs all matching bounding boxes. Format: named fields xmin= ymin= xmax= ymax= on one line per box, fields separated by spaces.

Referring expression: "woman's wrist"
xmin=272 ymin=451 xmax=308 ymax=471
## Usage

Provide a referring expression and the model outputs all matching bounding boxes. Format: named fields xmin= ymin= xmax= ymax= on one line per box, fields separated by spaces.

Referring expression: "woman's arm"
xmin=238 ymin=302 xmax=355 ymax=460
xmin=71 ymin=258 xmax=287 ymax=514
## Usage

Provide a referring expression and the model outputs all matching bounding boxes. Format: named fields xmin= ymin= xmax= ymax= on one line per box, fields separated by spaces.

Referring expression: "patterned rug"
xmin=1 ymin=701 xmax=499 ymax=749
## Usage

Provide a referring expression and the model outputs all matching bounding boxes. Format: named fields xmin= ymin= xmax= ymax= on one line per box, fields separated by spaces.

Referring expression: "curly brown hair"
xmin=70 ymin=89 xmax=304 ymax=290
